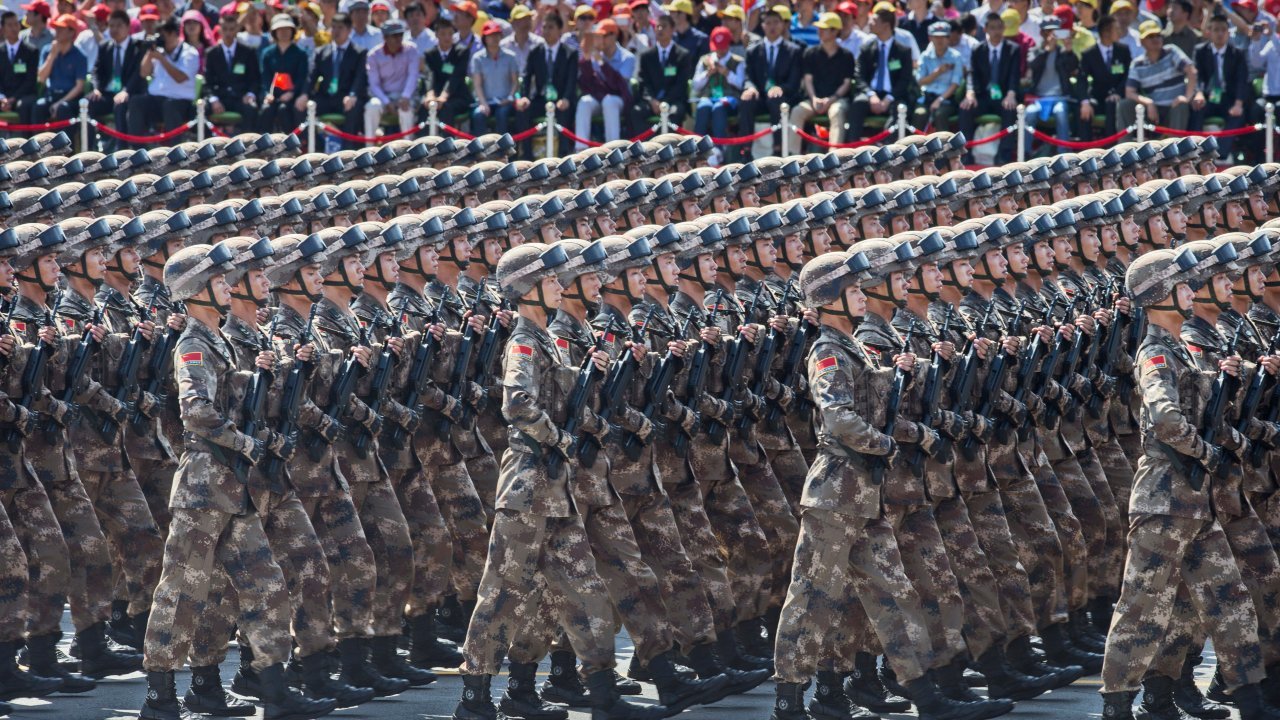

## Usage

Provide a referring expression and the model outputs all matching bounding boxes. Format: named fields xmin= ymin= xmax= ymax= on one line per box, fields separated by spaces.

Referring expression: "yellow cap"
xmin=814 ymin=10 xmax=842 ymax=29
xmin=1000 ymin=7 xmax=1020 ymax=34
xmin=662 ymin=0 xmax=693 ymax=14
xmin=1110 ymin=0 xmax=1135 ymax=12
xmin=770 ymin=3 xmax=791 ymax=19
xmin=299 ymin=1 xmax=321 ymax=16
xmin=1074 ymin=0 xmax=1098 ymax=9
xmin=574 ymin=4 xmax=596 ymax=18
xmin=509 ymin=3 xmax=533 ymax=19
xmin=1138 ymin=18 xmax=1161 ymax=37
xmin=718 ymin=3 xmax=745 ymax=19
xmin=871 ymin=1 xmax=895 ymax=13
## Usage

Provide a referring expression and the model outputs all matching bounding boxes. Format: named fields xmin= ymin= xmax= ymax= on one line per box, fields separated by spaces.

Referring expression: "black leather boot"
xmin=772 ymin=681 xmax=810 ymax=720
xmin=297 ymin=650 xmax=374 ymax=708
xmin=24 ymin=632 xmax=94 ymax=693
xmin=1102 ymin=691 xmax=1137 ymax=720
xmin=685 ymin=642 xmax=769 ymax=695
xmin=0 ymin=639 xmax=64 ymax=699
xmin=108 ymin=599 xmax=138 ymax=649
xmin=77 ymin=621 xmax=143 ymax=678
xmin=184 ymin=665 xmax=255 ymax=717
xmin=1231 ymin=683 xmax=1280 ymax=720
xmin=648 ymin=650 xmax=731 ymax=712
xmin=231 ymin=645 xmax=262 ymax=699
xmin=454 ymin=675 xmax=498 ymax=720
xmin=337 ymin=637 xmax=409 ymax=697
xmin=843 ymin=653 xmax=911 ymax=713
xmin=975 ymin=644 xmax=1056 ymax=700
xmin=540 ymin=651 xmax=590 ymax=708
xmin=499 ymin=661 xmax=568 ymax=720
xmin=1069 ymin=610 xmax=1107 ymax=653
xmin=1174 ymin=654 xmax=1230 ymax=719
xmin=437 ymin=596 xmax=471 ymax=644
xmin=584 ymin=668 xmax=668 ymax=720
xmin=904 ymin=674 xmax=990 ymax=720
xmin=1040 ymin=623 xmax=1103 ymax=675
xmin=613 ymin=670 xmax=642 ymax=695
xmin=140 ymin=670 xmax=183 ymax=720
xmin=408 ymin=614 xmax=463 ymax=668
xmin=807 ymin=671 xmax=877 ymax=720
xmin=716 ymin=632 xmax=773 ymax=673
xmin=1006 ymin=635 xmax=1083 ymax=688
xmin=131 ymin=611 xmax=151 ymax=652
xmin=371 ymin=635 xmax=435 ymax=686
xmin=933 ymin=659 xmax=1015 ymax=719
xmin=258 ymin=663 xmax=337 ymax=720
xmin=734 ymin=618 xmax=773 ymax=659
xmin=1140 ymin=675 xmax=1195 ymax=720
xmin=1090 ymin=596 xmax=1115 ymax=635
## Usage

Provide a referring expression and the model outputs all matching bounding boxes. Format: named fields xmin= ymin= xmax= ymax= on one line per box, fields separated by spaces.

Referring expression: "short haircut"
xmin=543 ymin=11 xmax=563 ymax=28
xmin=984 ymin=12 xmax=1004 ymax=26
xmin=158 ymin=16 xmax=180 ymax=33
xmin=433 ymin=14 xmax=452 ymax=29
xmin=657 ymin=12 xmax=674 ymax=28
xmin=1096 ymin=13 xmax=1116 ymax=32
xmin=959 ymin=13 xmax=976 ymax=32
xmin=404 ymin=2 xmax=425 ymax=15
xmin=1175 ymin=0 xmax=1192 ymax=13
xmin=0 ymin=10 xmax=16 ymax=24
xmin=331 ymin=10 xmax=352 ymax=27
xmin=875 ymin=7 xmax=895 ymax=27
xmin=1208 ymin=12 xmax=1229 ymax=25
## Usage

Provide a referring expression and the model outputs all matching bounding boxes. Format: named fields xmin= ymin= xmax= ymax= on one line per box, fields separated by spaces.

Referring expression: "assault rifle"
xmin=766 ymin=304 xmax=817 ymax=432
xmin=263 ymin=304 xmax=315 ymax=481
xmin=705 ymin=285 xmax=763 ymax=443
xmin=4 ymin=310 xmax=52 ymax=452
xmin=1249 ymin=322 xmax=1280 ymax=467
xmin=741 ymin=280 xmax=794 ymax=432
xmin=1190 ymin=324 xmax=1244 ymax=490
xmin=938 ymin=300 xmax=995 ymax=462
xmin=306 ymin=321 xmax=368 ymax=462
xmin=385 ymin=297 xmax=444 ymax=451
xmin=353 ymin=299 xmax=408 ymax=458
xmin=909 ymin=307 xmax=953 ymax=474
xmin=623 ymin=308 xmax=695 ymax=460
xmin=586 ymin=313 xmax=650 ymax=467
xmin=1088 ymin=285 xmax=1128 ymax=418
xmin=234 ymin=316 xmax=278 ymax=483
xmin=130 ymin=295 xmax=186 ymax=432
xmin=870 ymin=322 xmax=915 ymax=485
xmin=998 ymin=296 xmax=1058 ymax=443
xmin=963 ymin=300 xmax=1026 ymax=459
xmin=676 ymin=290 xmax=723 ymax=457
xmin=45 ymin=303 xmax=103 ymax=436
xmin=548 ymin=326 xmax=608 ymax=477
xmin=435 ymin=294 xmax=483 ymax=437
xmin=462 ymin=295 xmax=509 ymax=427
xmin=1045 ymin=287 xmax=1100 ymax=428
xmin=101 ymin=301 xmax=154 ymax=444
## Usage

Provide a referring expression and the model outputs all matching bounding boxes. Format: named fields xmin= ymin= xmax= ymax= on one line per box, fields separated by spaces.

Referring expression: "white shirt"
xmin=148 ymin=40 xmax=200 ymax=100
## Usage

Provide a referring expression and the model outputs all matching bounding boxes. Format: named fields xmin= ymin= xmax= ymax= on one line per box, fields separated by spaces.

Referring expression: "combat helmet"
xmin=264 ymin=234 xmax=327 ymax=293
xmin=163 ymin=242 xmax=237 ymax=305
xmin=799 ymin=251 xmax=874 ymax=309
xmin=1126 ymin=247 xmax=1205 ymax=308
xmin=496 ymin=242 xmax=572 ymax=302
xmin=222 ymin=236 xmax=277 ymax=290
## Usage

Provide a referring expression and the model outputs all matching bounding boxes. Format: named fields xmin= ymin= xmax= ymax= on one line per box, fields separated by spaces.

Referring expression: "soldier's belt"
xmin=1150 ymin=437 xmax=1194 ymax=478
xmin=188 ymin=435 xmax=247 ymax=478
xmin=508 ymin=429 xmax=546 ymax=460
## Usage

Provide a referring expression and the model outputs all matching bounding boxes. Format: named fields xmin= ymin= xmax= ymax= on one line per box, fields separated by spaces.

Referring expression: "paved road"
xmin=6 ymin=617 xmax=1228 ymax=720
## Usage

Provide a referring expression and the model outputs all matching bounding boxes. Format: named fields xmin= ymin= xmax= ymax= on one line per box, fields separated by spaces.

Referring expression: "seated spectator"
xmin=632 ymin=14 xmax=692 ymax=131
xmin=405 ymin=2 xmax=437 ymax=56
xmin=181 ymin=9 xmax=212 ymax=70
xmin=740 ymin=5 xmax=801 ymax=156
xmin=349 ymin=0 xmax=383 ymax=51
xmin=1080 ymin=14 xmax=1131 ymax=139
xmin=718 ymin=4 xmax=756 ymax=56
xmin=665 ymin=0 xmax=708 ymax=56
xmin=20 ymin=0 xmax=52 ymax=54
xmin=469 ymin=20 xmax=518 ymax=133
xmin=180 ymin=0 xmax=218 ymax=32
xmin=916 ymin=20 xmax=963 ymax=130
xmin=366 ymin=18 xmax=420 ymax=138
xmin=692 ymin=26 xmax=743 ymax=142
xmin=629 ymin=0 xmax=657 ymax=48
xmin=789 ymin=0 xmax=819 ymax=46
xmin=501 ymin=3 xmax=544 ymax=73
xmin=136 ymin=5 xmax=162 ymax=44
xmin=1119 ymin=20 xmax=1195 ymax=131
xmin=1111 ymin=0 xmax=1143 ymax=58
xmin=573 ymin=5 xmax=598 ymax=46
xmin=1191 ymin=14 xmax=1249 ymax=156
xmin=259 ymin=13 xmax=308 ymax=132
xmin=87 ymin=9 xmax=143 ymax=148
xmin=0 ymin=11 xmax=40 ymax=125
xmin=1251 ymin=15 xmax=1280 ymax=109
xmin=833 ymin=1 xmax=865 ymax=55
xmin=128 ymin=16 xmax=199 ymax=142
xmin=300 ymin=11 xmax=367 ymax=148
xmin=75 ymin=4 xmax=110 ymax=69
xmin=1000 ymin=6 xmax=1032 ymax=72
xmin=421 ymin=15 xmax=473 ymax=126
xmin=576 ymin=19 xmax=631 ymax=149
xmin=1162 ymin=0 xmax=1201 ymax=57
xmin=33 ymin=13 xmax=86 ymax=124
xmin=847 ymin=6 xmax=915 ymax=138
xmin=1027 ymin=17 xmax=1083 ymax=142
xmin=519 ymin=10 xmax=577 ymax=157
xmin=236 ymin=4 xmax=267 ymax=51
xmin=786 ymin=12 xmax=854 ymax=150
xmin=451 ymin=0 xmax=482 ymax=54
xmin=958 ymin=12 xmax=1021 ymax=162
xmin=205 ymin=5 xmax=261 ymax=131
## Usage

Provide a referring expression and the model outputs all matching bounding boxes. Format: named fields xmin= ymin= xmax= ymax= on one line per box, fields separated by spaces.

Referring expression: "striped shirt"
xmin=1126 ymin=45 xmax=1192 ymax=107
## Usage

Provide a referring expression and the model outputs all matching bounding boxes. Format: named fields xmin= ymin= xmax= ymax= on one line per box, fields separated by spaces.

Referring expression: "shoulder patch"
xmin=63 ymin=317 xmax=76 ymax=330
xmin=12 ymin=321 xmax=25 ymax=333
xmin=1187 ymin=344 xmax=1203 ymax=356
xmin=511 ymin=344 xmax=534 ymax=358
xmin=1142 ymin=354 xmax=1167 ymax=374
xmin=555 ymin=337 xmax=570 ymax=350
xmin=816 ymin=356 xmax=838 ymax=375
xmin=180 ymin=351 xmax=204 ymax=367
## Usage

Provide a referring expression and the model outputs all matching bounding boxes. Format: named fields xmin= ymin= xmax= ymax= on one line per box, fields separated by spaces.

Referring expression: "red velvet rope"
xmin=673 ymin=125 xmax=777 ymax=145
xmin=0 ymin=118 xmax=74 ymax=132
xmin=1030 ymin=127 xmax=1131 ymax=149
xmin=1150 ymin=124 xmax=1260 ymax=138
xmin=790 ymin=125 xmax=894 ymax=149
xmin=557 ymin=124 xmax=658 ymax=147
xmin=326 ymin=122 xmax=427 ymax=143
xmin=92 ymin=119 xmax=193 ymax=143
xmin=965 ymin=126 xmax=1013 ymax=147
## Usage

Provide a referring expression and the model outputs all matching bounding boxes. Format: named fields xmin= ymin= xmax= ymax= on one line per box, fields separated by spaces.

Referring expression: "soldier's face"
xmin=209 ymin=273 xmax=231 ymax=309
xmin=654 ymin=254 xmax=680 ymax=290
xmin=696 ymin=253 xmax=720 ymax=285
xmin=861 ymin=216 xmax=885 ymax=239
xmin=911 ymin=210 xmax=930 ymax=230
xmin=1209 ymin=273 xmax=1233 ymax=306
xmin=809 ymin=230 xmax=832 ymax=257
xmin=784 ymin=234 xmax=806 ymax=266
xmin=711 ymin=196 xmax=731 ymax=214
xmin=1147 ymin=216 xmax=1170 ymax=247
xmin=247 ymin=268 xmax=271 ymax=304
xmin=1005 ymin=244 xmax=1029 ymax=275
xmin=948 ymin=259 xmax=974 ymax=288
xmin=377 ymin=252 xmax=400 ymax=285
xmin=918 ymin=262 xmax=944 ymax=296
xmin=115 ymin=247 xmax=141 ymax=276
xmin=1135 ymin=168 xmax=1153 ymax=184
xmin=1032 ymin=241 xmax=1055 ymax=273
xmin=1077 ymin=181 xmax=1095 ymax=195
xmin=1028 ymin=191 xmax=1047 ymax=207
xmin=33 ymin=254 xmax=60 ymax=288
xmin=341 ymin=256 xmax=365 ymax=289
xmin=1201 ymin=204 xmax=1221 ymax=230
xmin=538 ymin=276 xmax=563 ymax=308
xmin=853 ymin=175 xmax=869 ymax=189
xmin=1051 ymin=184 xmax=1069 ymax=203
xmin=681 ymin=200 xmax=702 ymax=221
xmin=834 ymin=220 xmax=855 ymax=247
xmin=1226 ymin=201 xmax=1248 ymax=228
xmin=540 ymin=225 xmax=564 ymax=243
xmin=1100 ymin=225 xmax=1119 ymax=255
xmin=985 ymin=249 xmax=1009 ymax=280
xmin=84 ymin=247 xmax=107 ymax=281
xmin=1167 ymin=205 xmax=1188 ymax=234
xmin=1160 ymin=164 xmax=1178 ymax=181
xmin=1245 ymin=266 xmax=1267 ymax=300
xmin=1101 ymin=175 xmax=1119 ymax=191
xmin=1080 ymin=228 xmax=1101 ymax=262
xmin=654 ymin=206 xmax=673 ymax=224
xmin=891 ymin=214 xmax=910 ymax=234
xmin=998 ymin=196 xmax=1019 ymax=214
xmin=1175 ymin=283 xmax=1196 ymax=312
xmin=724 ymin=246 xmax=748 ymax=278
xmin=482 ymin=238 xmax=504 ymax=268
xmin=1250 ymin=193 xmax=1269 ymax=223
xmin=452 ymin=237 xmax=473 ymax=265
xmin=1121 ymin=216 xmax=1142 ymax=246
xmin=753 ymin=239 xmax=777 ymax=271
xmin=841 ymin=284 xmax=866 ymax=317
xmin=740 ymin=186 xmax=760 ymax=207
xmin=936 ymin=204 xmax=954 ymax=226
xmin=874 ymin=170 xmax=891 ymax=185
xmin=624 ymin=267 xmax=647 ymax=301
xmin=576 ymin=218 xmax=593 ymax=238
xmin=577 ymin=271 xmax=602 ymax=303
xmin=0 ymin=257 xmax=12 ymax=287
xmin=1052 ymin=236 xmax=1072 ymax=266
xmin=597 ymin=215 xmax=618 ymax=236
xmin=966 ymin=199 xmax=986 ymax=218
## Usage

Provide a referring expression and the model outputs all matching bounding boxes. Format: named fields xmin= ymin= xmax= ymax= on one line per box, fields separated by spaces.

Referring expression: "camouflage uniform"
xmin=761 ymin=273 xmax=813 ymax=509
xmin=457 ymin=274 xmax=503 ymax=517
xmin=131 ymin=274 xmax=183 ymax=534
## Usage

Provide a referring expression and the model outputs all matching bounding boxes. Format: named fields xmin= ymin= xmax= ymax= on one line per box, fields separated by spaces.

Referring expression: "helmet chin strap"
xmin=323 ymin=259 xmax=363 ymax=293
xmin=232 ymin=276 xmax=268 ymax=307
xmin=519 ymin=280 xmax=557 ymax=320
xmin=719 ymin=253 xmax=744 ymax=282
xmin=280 ymin=270 xmax=323 ymax=303
xmin=187 ymin=283 xmax=229 ymax=316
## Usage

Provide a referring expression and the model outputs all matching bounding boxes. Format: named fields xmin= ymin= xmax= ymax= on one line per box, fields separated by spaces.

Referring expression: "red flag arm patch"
xmin=12 ymin=321 xmax=25 ymax=333
xmin=1143 ymin=354 xmax=1167 ymax=373
xmin=816 ymin=356 xmax=838 ymax=375
xmin=180 ymin=351 xmax=204 ymax=366
xmin=555 ymin=337 xmax=570 ymax=351
xmin=511 ymin=344 xmax=534 ymax=358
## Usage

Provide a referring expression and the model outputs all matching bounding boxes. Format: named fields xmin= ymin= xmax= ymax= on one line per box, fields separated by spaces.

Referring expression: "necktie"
xmin=878 ymin=42 xmax=890 ymax=92
xmin=9 ymin=46 xmax=15 ymax=63
xmin=335 ymin=46 xmax=342 ymax=74
xmin=1103 ymin=47 xmax=1110 ymax=66
xmin=990 ymin=48 xmax=998 ymax=69
xmin=767 ymin=43 xmax=775 ymax=69
xmin=548 ymin=45 xmax=555 ymax=67
xmin=225 ymin=47 xmax=232 ymax=67
xmin=660 ymin=48 xmax=667 ymax=65
xmin=116 ymin=44 xmax=123 ymax=70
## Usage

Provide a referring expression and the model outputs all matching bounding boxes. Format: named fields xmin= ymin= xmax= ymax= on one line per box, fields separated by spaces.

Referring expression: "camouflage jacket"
xmin=55 ymin=287 xmax=132 ymax=473
xmin=854 ymin=309 xmax=928 ymax=506
xmin=549 ymin=308 xmax=614 ymax=508
xmin=629 ymin=295 xmax=699 ymax=485
xmin=428 ymin=277 xmax=493 ymax=461
xmin=1183 ymin=313 xmax=1247 ymax=516
xmin=351 ymin=292 xmax=421 ymax=470
xmin=135 ymin=273 xmax=184 ymax=454
xmin=313 ymin=295 xmax=387 ymax=485
xmin=458 ymin=273 xmax=506 ymax=458
xmin=99 ymin=284 xmax=175 ymax=464
xmin=894 ymin=305 xmax=959 ymax=500
xmin=593 ymin=302 xmax=660 ymax=496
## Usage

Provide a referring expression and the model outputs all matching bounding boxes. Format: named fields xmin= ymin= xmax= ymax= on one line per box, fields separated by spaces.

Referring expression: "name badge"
xmin=233 ymin=62 xmax=246 ymax=75
xmin=664 ymin=65 xmax=677 ymax=77
xmin=12 ymin=61 xmax=25 ymax=74
xmin=990 ymin=85 xmax=1003 ymax=100
xmin=887 ymin=59 xmax=902 ymax=71
xmin=1209 ymin=86 xmax=1223 ymax=104
xmin=441 ymin=62 xmax=454 ymax=75
xmin=546 ymin=85 xmax=558 ymax=101
xmin=107 ymin=75 xmax=121 ymax=92
xmin=1110 ymin=62 xmax=1124 ymax=74
xmin=328 ymin=76 xmax=339 ymax=94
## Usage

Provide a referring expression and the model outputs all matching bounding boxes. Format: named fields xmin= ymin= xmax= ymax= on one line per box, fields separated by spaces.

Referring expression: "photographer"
xmin=33 ymin=13 xmax=87 ymax=125
xmin=128 ymin=16 xmax=200 ymax=144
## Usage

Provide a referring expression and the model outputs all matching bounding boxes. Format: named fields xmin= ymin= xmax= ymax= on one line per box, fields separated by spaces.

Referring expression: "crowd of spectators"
xmin=0 ymin=0 xmax=1275 ymax=160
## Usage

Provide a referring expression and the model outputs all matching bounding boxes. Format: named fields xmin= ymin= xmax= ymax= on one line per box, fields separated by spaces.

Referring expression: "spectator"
xmin=1027 ymin=17 xmax=1083 ymax=142
xmin=205 ymin=4 xmax=260 ymax=131
xmin=1251 ymin=14 xmax=1280 ymax=106
xmin=0 ymin=11 xmax=39 ymax=125
xmin=787 ymin=12 xmax=854 ymax=149
xmin=970 ymin=0 xmax=1005 ymax=29
xmin=520 ymin=10 xmax=577 ymax=156
xmin=717 ymin=4 xmax=756 ymax=55
xmin=916 ymin=20 xmax=962 ymax=129
xmin=665 ymin=0 xmax=708 ymax=55
xmin=901 ymin=0 xmax=941 ymax=47
xmin=1007 ymin=0 xmax=1040 ymax=45
xmin=1191 ymin=14 xmax=1249 ymax=154
xmin=958 ymin=12 xmax=1021 ymax=162
xmin=180 ymin=9 xmax=212 ymax=68
xmin=88 ymin=9 xmax=142 ymax=146
xmin=259 ymin=13 xmax=308 ymax=131
xmin=302 ymin=11 xmax=367 ymax=146
xmin=1120 ymin=19 xmax=1195 ymax=130
xmin=75 ymin=4 xmax=110 ymax=68
xmin=469 ymin=20 xmax=517 ymax=132
xmin=33 ymin=12 xmax=84 ymax=124
xmin=692 ymin=0 xmax=718 ymax=35
xmin=349 ymin=0 xmax=383 ymax=50
xmin=1223 ymin=0 xmax=1276 ymax=53
xmin=615 ymin=6 xmax=650 ymax=53
xmin=295 ymin=2 xmax=324 ymax=58
xmin=790 ymin=0 xmax=819 ymax=45
xmin=740 ymin=5 xmax=801 ymax=155
xmin=847 ymin=6 xmax=915 ymax=138
xmin=451 ymin=0 xmax=482 ymax=53
xmin=576 ymin=17 xmax=631 ymax=149
xmin=179 ymin=0 xmax=217 ymax=31
xmin=1080 ymin=13 xmax=1132 ymax=139
xmin=1000 ymin=7 xmax=1032 ymax=72
xmin=573 ymin=4 xmax=598 ymax=44
xmin=1111 ymin=0 xmax=1143 ymax=57
xmin=370 ymin=0 xmax=391 ymax=27
xmin=236 ymin=5 xmax=267 ymax=51
xmin=1073 ymin=0 xmax=1098 ymax=32
xmin=633 ymin=13 xmax=692 ymax=129
xmin=1163 ymin=0 xmax=1202 ymax=56
xmin=367 ymin=18 xmax=420 ymax=137
xmin=629 ymin=0 xmax=656 ymax=46
xmin=20 ymin=0 xmax=51 ymax=53
xmin=129 ymin=16 xmax=198 ymax=140
xmin=501 ymin=3 xmax=543 ymax=72
xmin=422 ymin=14 xmax=472 ymax=124
xmin=951 ymin=13 xmax=979 ymax=66
xmin=692 ymin=25 xmax=743 ymax=141
xmin=405 ymin=2 xmax=437 ymax=55
xmin=833 ymin=1 xmax=863 ymax=55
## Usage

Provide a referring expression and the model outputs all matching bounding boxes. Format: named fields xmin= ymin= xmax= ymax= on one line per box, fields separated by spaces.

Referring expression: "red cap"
xmin=709 ymin=24 xmax=731 ymax=49
xmin=451 ymin=0 xmax=477 ymax=15
xmin=219 ymin=3 xmax=239 ymax=17
xmin=49 ymin=12 xmax=79 ymax=29
xmin=1052 ymin=3 xmax=1073 ymax=27
xmin=1267 ymin=0 xmax=1280 ymax=16
xmin=593 ymin=17 xmax=618 ymax=32
xmin=480 ymin=18 xmax=502 ymax=34
xmin=138 ymin=3 xmax=160 ymax=20
xmin=1237 ymin=0 xmax=1258 ymax=12
xmin=83 ymin=3 xmax=110 ymax=21
xmin=21 ymin=0 xmax=51 ymax=18
xmin=628 ymin=0 xmax=649 ymax=9
xmin=371 ymin=0 xmax=390 ymax=9
xmin=592 ymin=0 xmax=613 ymax=17
xmin=836 ymin=0 xmax=856 ymax=13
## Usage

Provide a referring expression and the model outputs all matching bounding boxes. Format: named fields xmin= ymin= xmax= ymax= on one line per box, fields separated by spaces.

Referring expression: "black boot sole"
xmin=499 ymin=695 xmax=571 ymax=720
xmin=262 ymin=703 xmax=336 ymax=720
xmin=307 ymin=682 xmax=376 ymax=709
xmin=138 ymin=701 xmax=186 ymax=720
xmin=410 ymin=649 xmax=464 ymax=668
xmin=806 ymin=699 xmax=880 ymax=720
xmin=539 ymin=683 xmax=590 ymax=708
xmin=183 ymin=691 xmax=256 ymax=717
xmin=843 ymin=685 xmax=912 ymax=714
xmin=659 ymin=674 xmax=735 ymax=713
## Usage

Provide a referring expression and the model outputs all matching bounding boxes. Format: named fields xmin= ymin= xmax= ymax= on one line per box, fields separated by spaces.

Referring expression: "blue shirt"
xmin=917 ymin=44 xmax=963 ymax=96
xmin=38 ymin=43 xmax=87 ymax=97
xmin=790 ymin=15 xmax=819 ymax=47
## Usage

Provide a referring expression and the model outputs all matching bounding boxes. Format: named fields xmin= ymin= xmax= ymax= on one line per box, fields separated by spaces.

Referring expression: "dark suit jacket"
xmin=636 ymin=42 xmax=693 ymax=107
xmin=424 ymin=44 xmax=472 ymax=103
xmin=308 ymin=42 xmax=367 ymax=101
xmin=204 ymin=42 xmax=261 ymax=104
xmin=522 ymin=42 xmax=578 ymax=105
xmin=0 ymin=40 xmax=39 ymax=99
xmin=1028 ymin=45 xmax=1085 ymax=101
xmin=743 ymin=38 xmax=801 ymax=101
xmin=970 ymin=39 xmax=1023 ymax=104
xmin=92 ymin=38 xmax=147 ymax=96
xmin=1079 ymin=41 xmax=1131 ymax=105
xmin=854 ymin=37 xmax=915 ymax=102
xmin=1193 ymin=41 xmax=1249 ymax=108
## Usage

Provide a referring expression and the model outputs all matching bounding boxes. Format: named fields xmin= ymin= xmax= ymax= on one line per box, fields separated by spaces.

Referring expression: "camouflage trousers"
xmin=661 ymin=467 xmax=738 ymax=634
xmin=390 ymin=466 xmax=452 ymax=618
xmin=422 ymin=438 xmax=489 ymax=604
xmin=0 ymin=503 xmax=28 ymax=643
xmin=773 ymin=507 xmax=930 ymax=685
xmin=933 ymin=493 xmax=1006 ymax=660
xmin=189 ymin=490 xmax=335 ymax=665
xmin=1095 ymin=436 xmax=1135 ymax=534
xmin=1031 ymin=458 xmax=1091 ymax=613
xmin=1052 ymin=454 xmax=1114 ymax=600
xmin=1252 ymin=489 xmax=1280 ymax=552
xmin=962 ymin=489 xmax=1038 ymax=642
xmin=40 ymin=473 xmax=113 ymax=631
xmin=764 ymin=443 xmax=809 ymax=519
xmin=143 ymin=507 xmax=292 ymax=673
xmin=885 ymin=503 xmax=967 ymax=669
xmin=461 ymin=510 xmax=616 ymax=676
xmin=1220 ymin=506 xmax=1280 ymax=667
xmin=737 ymin=443 xmax=800 ymax=610
xmin=301 ymin=492 xmax=377 ymax=640
xmin=999 ymin=472 xmax=1070 ymax=629
xmin=508 ymin=499 xmax=675 ymax=666
xmin=79 ymin=470 xmax=163 ymax=618
xmin=689 ymin=438 xmax=772 ymax=623
xmin=1100 ymin=513 xmax=1264 ymax=694
xmin=471 ymin=409 xmax=505 ymax=521
xmin=130 ymin=456 xmax=177 ymax=537
xmin=1 ymin=482 xmax=70 ymax=637
xmin=1078 ymin=449 xmax=1125 ymax=597
xmin=620 ymin=490 xmax=717 ymax=654
xmin=1149 ymin=579 xmax=1206 ymax=680
xmin=349 ymin=477 xmax=414 ymax=638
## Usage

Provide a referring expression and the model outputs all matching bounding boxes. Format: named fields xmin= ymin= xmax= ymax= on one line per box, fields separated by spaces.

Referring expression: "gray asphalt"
xmin=5 ymin=616 xmax=1235 ymax=720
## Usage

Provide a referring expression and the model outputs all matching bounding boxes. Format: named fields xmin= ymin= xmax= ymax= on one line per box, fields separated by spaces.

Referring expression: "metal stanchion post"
xmin=545 ymin=100 xmax=556 ymax=159
xmin=897 ymin=103 xmax=907 ymax=141
xmin=196 ymin=99 xmax=206 ymax=141
xmin=1267 ymin=103 xmax=1275 ymax=163
xmin=780 ymin=103 xmax=790 ymax=157
xmin=660 ymin=102 xmax=670 ymax=133
xmin=306 ymin=100 xmax=317 ymax=153
xmin=1016 ymin=103 xmax=1026 ymax=163
xmin=1135 ymin=103 xmax=1145 ymax=143
xmin=428 ymin=100 xmax=439 ymax=137
xmin=78 ymin=98 xmax=89 ymax=151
